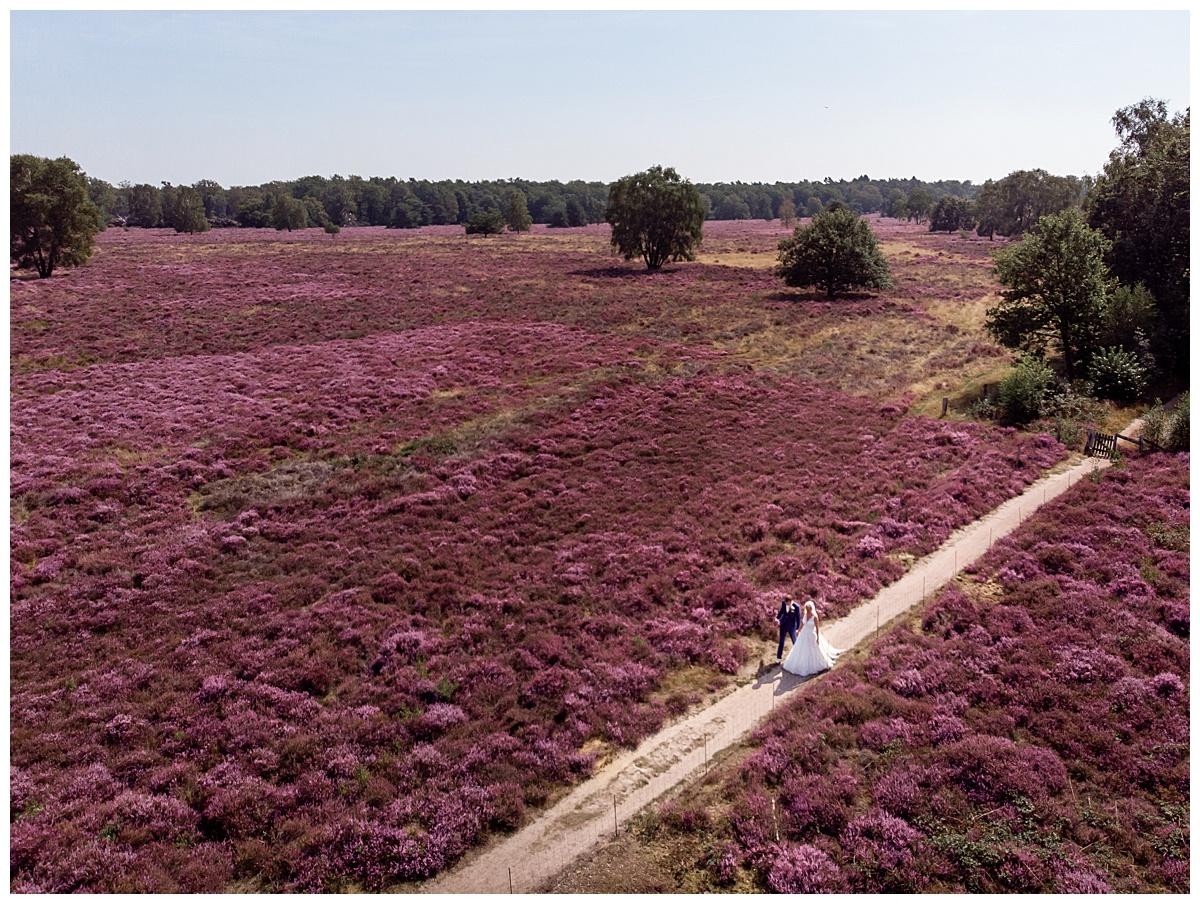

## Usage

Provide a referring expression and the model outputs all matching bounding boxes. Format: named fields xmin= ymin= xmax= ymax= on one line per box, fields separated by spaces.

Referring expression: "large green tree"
xmin=1087 ymin=99 xmax=1189 ymax=373
xmin=987 ymin=208 xmax=1112 ymax=380
xmin=11 ymin=154 xmax=103 ymax=278
xmin=503 ymin=189 xmax=533 ymax=233
xmin=605 ymin=165 xmax=705 ymax=270
xmin=974 ymin=169 xmax=1084 ymax=239
xmin=775 ymin=204 xmax=892 ymax=298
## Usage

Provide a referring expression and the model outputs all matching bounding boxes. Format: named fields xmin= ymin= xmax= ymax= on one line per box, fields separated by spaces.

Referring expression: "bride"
xmin=782 ymin=600 xmax=839 ymax=677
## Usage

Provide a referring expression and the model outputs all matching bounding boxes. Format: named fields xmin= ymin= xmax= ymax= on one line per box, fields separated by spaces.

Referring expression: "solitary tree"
xmin=605 ymin=165 xmax=704 ymax=270
xmin=987 ymin=207 xmax=1112 ymax=380
xmin=775 ymin=204 xmax=892 ymax=298
xmin=465 ymin=209 xmax=505 ymax=236
xmin=11 ymin=154 xmax=103 ymax=278
xmin=503 ymin=189 xmax=533 ymax=233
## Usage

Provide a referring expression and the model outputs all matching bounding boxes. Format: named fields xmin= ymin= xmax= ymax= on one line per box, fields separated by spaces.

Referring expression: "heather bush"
xmin=705 ymin=840 xmax=743 ymax=886
xmin=779 ymin=768 xmax=857 ymax=836
xmin=765 ymin=842 xmax=848 ymax=893
xmin=840 ymin=810 xmax=926 ymax=891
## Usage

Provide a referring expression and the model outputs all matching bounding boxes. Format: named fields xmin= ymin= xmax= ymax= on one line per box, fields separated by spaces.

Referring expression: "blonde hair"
xmin=804 ymin=600 xmax=816 ymax=613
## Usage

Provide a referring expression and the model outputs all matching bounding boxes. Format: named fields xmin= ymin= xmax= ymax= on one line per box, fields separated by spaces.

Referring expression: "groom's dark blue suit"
xmin=776 ymin=600 xmax=801 ymax=659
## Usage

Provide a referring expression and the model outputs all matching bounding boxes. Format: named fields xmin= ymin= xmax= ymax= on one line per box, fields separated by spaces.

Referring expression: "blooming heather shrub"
xmin=859 ymin=716 xmax=917 ymax=751
xmin=658 ymin=799 xmax=712 ymax=833
xmin=706 ymin=840 xmax=743 ymax=886
xmin=779 ymin=769 xmax=857 ymax=836
xmin=927 ymin=711 xmax=966 ymax=745
xmin=1054 ymin=864 xmax=1112 ymax=893
xmin=729 ymin=792 xmax=777 ymax=857
xmin=937 ymin=736 xmax=1068 ymax=807
xmin=766 ymin=842 xmax=847 ymax=893
xmin=840 ymin=811 xmax=925 ymax=891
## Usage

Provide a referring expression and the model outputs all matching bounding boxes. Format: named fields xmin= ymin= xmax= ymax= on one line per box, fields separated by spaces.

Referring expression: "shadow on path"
xmin=751 ymin=664 xmax=822 ymax=697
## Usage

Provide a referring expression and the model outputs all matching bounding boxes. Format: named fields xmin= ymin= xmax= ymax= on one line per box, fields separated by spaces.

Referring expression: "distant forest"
xmin=84 ymin=172 xmax=995 ymax=231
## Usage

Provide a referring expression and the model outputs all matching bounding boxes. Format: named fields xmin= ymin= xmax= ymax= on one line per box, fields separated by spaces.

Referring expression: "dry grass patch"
xmin=693 ymin=250 xmax=778 ymax=269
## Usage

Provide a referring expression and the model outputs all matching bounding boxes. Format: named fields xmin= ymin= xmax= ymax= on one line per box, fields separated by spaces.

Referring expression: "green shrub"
xmin=1101 ymin=283 xmax=1157 ymax=350
xmin=465 ymin=210 xmax=505 ymax=236
xmin=1088 ymin=347 xmax=1148 ymax=401
xmin=1041 ymin=380 xmax=1105 ymax=424
xmin=966 ymin=396 xmax=997 ymax=422
xmin=996 ymin=357 xmax=1056 ymax=426
xmin=1171 ymin=393 xmax=1189 ymax=450
xmin=1050 ymin=417 xmax=1083 ymax=449
xmin=1141 ymin=393 xmax=1189 ymax=452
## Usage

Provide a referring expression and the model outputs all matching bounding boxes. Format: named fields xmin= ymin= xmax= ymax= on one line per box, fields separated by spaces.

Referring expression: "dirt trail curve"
xmin=423 ymin=422 xmax=1142 ymax=894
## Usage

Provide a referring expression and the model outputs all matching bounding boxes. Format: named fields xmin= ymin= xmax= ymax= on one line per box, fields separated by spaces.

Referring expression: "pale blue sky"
xmin=10 ymin=10 xmax=1190 ymax=187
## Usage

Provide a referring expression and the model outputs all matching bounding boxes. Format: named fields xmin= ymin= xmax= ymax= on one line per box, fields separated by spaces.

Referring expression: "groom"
xmin=775 ymin=596 xmax=801 ymax=662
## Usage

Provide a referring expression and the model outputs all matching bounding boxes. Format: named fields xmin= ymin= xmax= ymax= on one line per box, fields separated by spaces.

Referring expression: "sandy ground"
xmin=421 ymin=426 xmax=1141 ymax=894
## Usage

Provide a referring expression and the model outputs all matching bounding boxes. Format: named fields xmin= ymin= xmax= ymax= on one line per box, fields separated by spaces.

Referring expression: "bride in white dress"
xmin=782 ymin=600 xmax=839 ymax=676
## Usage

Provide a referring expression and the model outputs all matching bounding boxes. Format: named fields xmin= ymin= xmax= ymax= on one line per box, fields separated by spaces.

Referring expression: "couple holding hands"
xmin=774 ymin=596 xmax=839 ymax=677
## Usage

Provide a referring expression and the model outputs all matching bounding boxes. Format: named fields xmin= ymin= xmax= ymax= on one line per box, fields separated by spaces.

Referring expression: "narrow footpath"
xmin=423 ymin=428 xmax=1138 ymax=894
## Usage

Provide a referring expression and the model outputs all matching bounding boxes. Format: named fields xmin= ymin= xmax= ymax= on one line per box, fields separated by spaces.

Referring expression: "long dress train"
xmin=782 ymin=614 xmax=839 ymax=676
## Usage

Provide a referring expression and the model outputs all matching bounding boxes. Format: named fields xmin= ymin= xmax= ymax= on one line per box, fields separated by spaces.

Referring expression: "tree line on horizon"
xmin=79 ymin=172 xmax=984 ymax=233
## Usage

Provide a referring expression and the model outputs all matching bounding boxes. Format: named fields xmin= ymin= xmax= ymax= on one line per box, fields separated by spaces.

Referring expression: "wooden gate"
xmin=1085 ymin=430 xmax=1119 ymax=460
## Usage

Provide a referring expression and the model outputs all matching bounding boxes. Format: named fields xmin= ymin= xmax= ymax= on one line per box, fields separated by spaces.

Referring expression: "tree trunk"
xmin=1060 ymin=323 xmax=1074 ymax=380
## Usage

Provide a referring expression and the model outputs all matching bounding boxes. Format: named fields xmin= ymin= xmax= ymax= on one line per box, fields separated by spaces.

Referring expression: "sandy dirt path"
xmin=423 ymin=435 xmax=1135 ymax=893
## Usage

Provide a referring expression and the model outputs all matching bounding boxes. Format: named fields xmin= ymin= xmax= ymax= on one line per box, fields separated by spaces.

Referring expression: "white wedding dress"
xmin=782 ymin=614 xmax=839 ymax=676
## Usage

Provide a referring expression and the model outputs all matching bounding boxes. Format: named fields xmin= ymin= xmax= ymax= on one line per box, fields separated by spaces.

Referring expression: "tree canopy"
xmin=775 ymin=204 xmax=892 ymax=298
xmin=465 ymin=209 xmax=505 ymax=236
xmin=905 ymin=187 xmax=933 ymax=223
xmin=11 ymin=154 xmax=103 ymax=278
xmin=929 ymin=196 xmax=975 ymax=233
xmin=987 ymin=208 xmax=1112 ymax=380
xmin=973 ymin=169 xmax=1086 ymax=239
xmin=605 ymin=165 xmax=705 ymax=271
xmin=503 ymin=189 xmax=533 ymax=233
xmin=166 ymin=185 xmax=209 ymax=233
xmin=271 ymin=194 xmax=308 ymax=231
xmin=1087 ymin=98 xmax=1189 ymax=374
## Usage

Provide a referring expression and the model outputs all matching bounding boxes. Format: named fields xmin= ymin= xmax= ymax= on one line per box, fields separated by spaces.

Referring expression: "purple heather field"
xmin=11 ymin=221 xmax=1175 ymax=892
